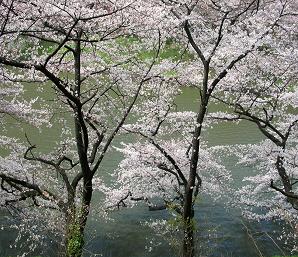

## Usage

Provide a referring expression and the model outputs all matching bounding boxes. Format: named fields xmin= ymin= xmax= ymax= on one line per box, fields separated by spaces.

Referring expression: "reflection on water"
xmin=0 ymin=87 xmax=288 ymax=257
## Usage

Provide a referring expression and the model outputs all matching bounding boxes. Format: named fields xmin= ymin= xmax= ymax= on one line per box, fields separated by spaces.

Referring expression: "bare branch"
xmin=0 ymin=56 xmax=80 ymax=105
xmin=0 ymin=0 xmax=15 ymax=37
xmin=270 ymin=180 xmax=298 ymax=200
xmin=208 ymin=11 xmax=229 ymax=61
xmin=183 ymin=20 xmax=207 ymax=66
xmin=0 ymin=173 xmax=64 ymax=207
xmin=157 ymin=163 xmax=184 ymax=186
xmin=91 ymin=30 xmax=163 ymax=175
xmin=125 ymin=129 xmax=188 ymax=186
xmin=208 ymin=49 xmax=252 ymax=95
xmin=44 ymin=20 xmax=78 ymax=66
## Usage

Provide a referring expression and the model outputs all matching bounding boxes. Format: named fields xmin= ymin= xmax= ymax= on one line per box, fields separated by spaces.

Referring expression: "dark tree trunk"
xmin=80 ymin=177 xmax=93 ymax=231
xmin=276 ymin=155 xmax=292 ymax=193
xmin=64 ymin=31 xmax=92 ymax=257
xmin=63 ymin=176 xmax=93 ymax=257
xmin=182 ymin=69 xmax=209 ymax=257
xmin=63 ymin=179 xmax=93 ymax=257
xmin=63 ymin=204 xmax=85 ymax=257
xmin=275 ymin=155 xmax=298 ymax=208
xmin=182 ymin=206 xmax=195 ymax=257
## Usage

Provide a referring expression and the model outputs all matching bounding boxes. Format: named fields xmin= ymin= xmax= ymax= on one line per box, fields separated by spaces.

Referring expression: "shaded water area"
xmin=0 ymin=87 xmax=290 ymax=257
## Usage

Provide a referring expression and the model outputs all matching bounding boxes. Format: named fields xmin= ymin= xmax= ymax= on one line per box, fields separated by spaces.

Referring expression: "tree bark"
xmin=64 ymin=30 xmax=92 ymax=257
xmin=275 ymin=155 xmax=298 ymax=208
xmin=80 ymin=176 xmax=93 ymax=231
xmin=276 ymin=155 xmax=292 ymax=193
xmin=65 ymin=215 xmax=84 ymax=257
xmin=182 ymin=60 xmax=209 ymax=257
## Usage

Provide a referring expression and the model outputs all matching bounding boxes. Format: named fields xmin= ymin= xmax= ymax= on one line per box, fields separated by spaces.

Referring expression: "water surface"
xmin=0 ymin=87 xmax=289 ymax=257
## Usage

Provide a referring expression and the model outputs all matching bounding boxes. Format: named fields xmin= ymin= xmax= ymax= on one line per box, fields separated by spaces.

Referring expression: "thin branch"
xmin=270 ymin=180 xmax=298 ymax=200
xmin=208 ymin=48 xmax=252 ymax=95
xmin=24 ymin=136 xmax=75 ymax=198
xmin=71 ymin=172 xmax=84 ymax=189
xmin=241 ymin=220 xmax=264 ymax=257
xmin=125 ymin=129 xmax=188 ymax=186
xmin=85 ymin=118 xmax=105 ymax=164
xmin=0 ymin=0 xmax=15 ymax=37
xmin=0 ymin=56 xmax=80 ymax=105
xmin=0 ymin=173 xmax=64 ymax=208
xmin=91 ymin=30 xmax=163 ymax=175
xmin=183 ymin=20 xmax=207 ymax=66
xmin=151 ymin=104 xmax=171 ymax=136
xmin=208 ymin=11 xmax=229 ymax=61
xmin=91 ymin=80 xmax=142 ymax=175
xmin=78 ymin=4 xmax=132 ymax=22
xmin=157 ymin=163 xmax=184 ymax=186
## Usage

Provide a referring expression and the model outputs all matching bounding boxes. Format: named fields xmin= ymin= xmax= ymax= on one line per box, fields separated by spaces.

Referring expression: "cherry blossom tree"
xmin=211 ymin=14 xmax=298 ymax=251
xmin=103 ymin=1 xmax=297 ymax=256
xmin=0 ymin=57 xmax=55 ymax=256
xmin=0 ymin=1 xmax=167 ymax=256
xmin=1 ymin=0 xmax=297 ymax=256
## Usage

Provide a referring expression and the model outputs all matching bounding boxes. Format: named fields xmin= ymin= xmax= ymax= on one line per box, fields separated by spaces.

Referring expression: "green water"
xmin=0 ymin=86 xmax=289 ymax=257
